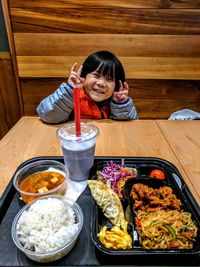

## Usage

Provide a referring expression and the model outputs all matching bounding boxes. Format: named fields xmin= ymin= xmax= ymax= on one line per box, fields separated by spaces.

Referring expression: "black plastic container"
xmin=90 ymin=157 xmax=200 ymax=265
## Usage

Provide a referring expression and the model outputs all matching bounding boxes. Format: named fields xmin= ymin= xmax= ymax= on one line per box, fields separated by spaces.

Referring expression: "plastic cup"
xmin=57 ymin=123 xmax=99 ymax=181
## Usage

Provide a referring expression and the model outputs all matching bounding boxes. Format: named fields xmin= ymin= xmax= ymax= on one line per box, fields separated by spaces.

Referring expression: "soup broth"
xmin=19 ymin=171 xmax=65 ymax=194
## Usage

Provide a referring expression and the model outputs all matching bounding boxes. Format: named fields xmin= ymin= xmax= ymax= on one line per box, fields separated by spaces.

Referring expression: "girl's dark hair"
xmin=81 ymin=51 xmax=125 ymax=91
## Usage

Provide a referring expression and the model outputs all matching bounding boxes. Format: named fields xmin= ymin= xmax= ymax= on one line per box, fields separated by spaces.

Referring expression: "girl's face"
xmin=83 ymin=71 xmax=116 ymax=102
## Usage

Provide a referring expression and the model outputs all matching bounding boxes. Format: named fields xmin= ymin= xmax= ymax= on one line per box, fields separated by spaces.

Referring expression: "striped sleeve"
xmin=110 ymin=97 xmax=138 ymax=120
xmin=36 ymin=83 xmax=74 ymax=123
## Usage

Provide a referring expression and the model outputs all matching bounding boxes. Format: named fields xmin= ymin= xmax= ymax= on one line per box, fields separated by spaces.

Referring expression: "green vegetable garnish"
xmin=164 ymin=224 xmax=176 ymax=239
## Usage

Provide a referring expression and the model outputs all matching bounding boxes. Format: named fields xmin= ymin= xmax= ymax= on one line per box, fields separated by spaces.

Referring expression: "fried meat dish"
xmin=130 ymin=183 xmax=182 ymax=212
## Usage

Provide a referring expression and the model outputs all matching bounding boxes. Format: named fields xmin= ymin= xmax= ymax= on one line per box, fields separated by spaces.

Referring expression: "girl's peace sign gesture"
xmin=112 ymin=80 xmax=129 ymax=103
xmin=68 ymin=63 xmax=84 ymax=88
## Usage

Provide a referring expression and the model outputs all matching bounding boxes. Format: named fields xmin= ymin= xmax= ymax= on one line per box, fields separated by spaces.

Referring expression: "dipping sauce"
xmin=18 ymin=171 xmax=66 ymax=203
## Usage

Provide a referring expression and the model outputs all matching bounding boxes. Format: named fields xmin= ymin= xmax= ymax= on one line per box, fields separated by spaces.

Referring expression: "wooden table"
xmin=0 ymin=117 xmax=199 ymax=205
xmin=157 ymin=120 xmax=200 ymax=205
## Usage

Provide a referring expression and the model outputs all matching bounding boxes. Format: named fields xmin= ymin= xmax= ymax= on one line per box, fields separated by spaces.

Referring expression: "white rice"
xmin=17 ymin=198 xmax=79 ymax=253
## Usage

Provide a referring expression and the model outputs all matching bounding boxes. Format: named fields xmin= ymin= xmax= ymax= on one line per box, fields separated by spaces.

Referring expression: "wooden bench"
xmin=3 ymin=0 xmax=200 ymax=119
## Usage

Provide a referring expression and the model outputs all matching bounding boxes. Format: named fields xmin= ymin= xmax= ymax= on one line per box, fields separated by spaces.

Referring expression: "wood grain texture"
xmin=2 ymin=0 xmax=24 ymax=116
xmin=1 ymin=117 xmax=196 ymax=203
xmin=14 ymin=33 xmax=200 ymax=80
xmin=14 ymin=33 xmax=200 ymax=57
xmin=157 ymin=120 xmax=200 ymax=206
xmin=16 ymin=55 xmax=200 ymax=79
xmin=0 ymin=56 xmax=21 ymax=138
xmin=10 ymin=7 xmax=200 ymax=34
xmin=4 ymin=0 xmax=200 ymax=119
xmin=20 ymin=78 xmax=200 ymax=119
xmin=8 ymin=0 xmax=200 ymax=9
xmin=135 ymin=99 xmax=200 ymax=119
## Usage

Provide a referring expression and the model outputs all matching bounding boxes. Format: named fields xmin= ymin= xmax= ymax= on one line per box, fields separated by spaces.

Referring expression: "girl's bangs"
xmin=96 ymin=61 xmax=115 ymax=80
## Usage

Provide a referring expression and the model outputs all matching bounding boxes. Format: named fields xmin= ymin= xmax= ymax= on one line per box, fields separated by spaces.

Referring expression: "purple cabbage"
xmin=98 ymin=161 xmax=132 ymax=194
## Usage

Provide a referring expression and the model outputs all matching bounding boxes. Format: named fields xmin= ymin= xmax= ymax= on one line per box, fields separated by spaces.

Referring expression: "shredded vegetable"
xmin=97 ymin=161 xmax=134 ymax=197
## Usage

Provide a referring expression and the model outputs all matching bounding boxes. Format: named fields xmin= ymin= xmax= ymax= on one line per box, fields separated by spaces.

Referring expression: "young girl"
xmin=36 ymin=51 xmax=138 ymax=123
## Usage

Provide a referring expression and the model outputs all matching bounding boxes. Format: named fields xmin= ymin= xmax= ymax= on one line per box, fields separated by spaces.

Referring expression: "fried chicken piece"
xmin=150 ymin=199 xmax=166 ymax=206
xmin=130 ymin=191 xmax=139 ymax=200
xmin=131 ymin=183 xmax=149 ymax=199
xmin=133 ymin=200 xmax=143 ymax=210
xmin=157 ymin=186 xmax=173 ymax=195
xmin=130 ymin=183 xmax=182 ymax=211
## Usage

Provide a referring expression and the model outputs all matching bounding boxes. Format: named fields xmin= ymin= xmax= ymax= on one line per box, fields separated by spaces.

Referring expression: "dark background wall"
xmin=0 ymin=1 xmax=9 ymax=51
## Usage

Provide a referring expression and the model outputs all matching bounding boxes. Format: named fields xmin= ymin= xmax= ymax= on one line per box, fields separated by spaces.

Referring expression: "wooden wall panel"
xmin=9 ymin=8 xmax=200 ymax=34
xmin=14 ymin=34 xmax=200 ymax=80
xmin=14 ymin=34 xmax=200 ymax=57
xmin=8 ymin=0 xmax=200 ymax=9
xmin=4 ymin=0 xmax=200 ymax=119
xmin=0 ymin=54 xmax=21 ymax=138
xmin=16 ymin=56 xmax=200 ymax=80
xmin=21 ymin=78 xmax=200 ymax=119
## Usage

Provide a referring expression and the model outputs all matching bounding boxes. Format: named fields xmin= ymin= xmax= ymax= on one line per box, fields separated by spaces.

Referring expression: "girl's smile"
xmin=83 ymin=72 xmax=116 ymax=102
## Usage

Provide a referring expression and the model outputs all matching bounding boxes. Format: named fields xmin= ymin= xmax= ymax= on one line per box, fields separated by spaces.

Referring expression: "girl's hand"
xmin=112 ymin=81 xmax=129 ymax=103
xmin=68 ymin=63 xmax=84 ymax=88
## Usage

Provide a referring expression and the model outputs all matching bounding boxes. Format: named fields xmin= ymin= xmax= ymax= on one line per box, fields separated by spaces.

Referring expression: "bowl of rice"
xmin=11 ymin=195 xmax=83 ymax=262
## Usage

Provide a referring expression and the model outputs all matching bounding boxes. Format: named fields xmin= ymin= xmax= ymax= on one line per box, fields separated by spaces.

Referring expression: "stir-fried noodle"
xmin=135 ymin=209 xmax=198 ymax=249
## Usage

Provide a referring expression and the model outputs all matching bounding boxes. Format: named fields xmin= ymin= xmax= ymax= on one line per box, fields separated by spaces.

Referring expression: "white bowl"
xmin=11 ymin=195 xmax=83 ymax=262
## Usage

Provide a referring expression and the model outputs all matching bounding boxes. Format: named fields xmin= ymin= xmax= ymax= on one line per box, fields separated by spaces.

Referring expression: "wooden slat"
xmin=8 ymin=0 xmax=200 ymax=9
xmin=20 ymin=78 xmax=200 ymax=99
xmin=10 ymin=7 xmax=200 ymax=34
xmin=16 ymin=56 xmax=200 ymax=79
xmin=24 ymin=97 xmax=200 ymax=119
xmin=20 ymin=78 xmax=200 ymax=119
xmin=0 ymin=52 xmax=11 ymax=59
xmin=14 ymin=33 xmax=200 ymax=58
xmin=0 ymin=57 xmax=21 ymax=138
xmin=2 ymin=0 xmax=24 ymax=115
xmin=13 ymin=33 xmax=200 ymax=79
xmin=129 ymin=80 xmax=200 ymax=99
xmin=135 ymin=99 xmax=200 ymax=119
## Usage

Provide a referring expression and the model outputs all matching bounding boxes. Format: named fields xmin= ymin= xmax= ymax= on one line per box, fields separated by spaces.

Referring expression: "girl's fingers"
xmin=124 ymin=81 xmax=129 ymax=91
xmin=70 ymin=63 xmax=77 ymax=73
xmin=71 ymin=73 xmax=84 ymax=85
xmin=118 ymin=90 xmax=128 ymax=96
xmin=119 ymin=80 xmax=129 ymax=92
xmin=70 ymin=63 xmax=83 ymax=80
xmin=73 ymin=75 xmax=81 ymax=84
xmin=77 ymin=65 xmax=83 ymax=76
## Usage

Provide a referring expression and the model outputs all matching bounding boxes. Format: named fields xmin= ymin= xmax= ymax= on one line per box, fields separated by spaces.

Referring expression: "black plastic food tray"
xmin=90 ymin=157 xmax=200 ymax=265
xmin=0 ymin=156 xmax=200 ymax=267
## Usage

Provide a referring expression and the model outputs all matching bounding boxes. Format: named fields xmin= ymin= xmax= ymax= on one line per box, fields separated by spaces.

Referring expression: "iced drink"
xmin=57 ymin=123 xmax=99 ymax=181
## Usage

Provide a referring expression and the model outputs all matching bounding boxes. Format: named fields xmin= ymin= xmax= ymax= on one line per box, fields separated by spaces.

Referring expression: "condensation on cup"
xmin=57 ymin=123 xmax=99 ymax=182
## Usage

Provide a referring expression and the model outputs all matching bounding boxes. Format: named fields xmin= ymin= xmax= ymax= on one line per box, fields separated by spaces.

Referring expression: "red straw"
xmin=73 ymin=88 xmax=81 ymax=137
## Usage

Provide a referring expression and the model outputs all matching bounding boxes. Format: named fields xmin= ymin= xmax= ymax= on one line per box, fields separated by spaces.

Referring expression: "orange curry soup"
xmin=19 ymin=171 xmax=66 ymax=203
